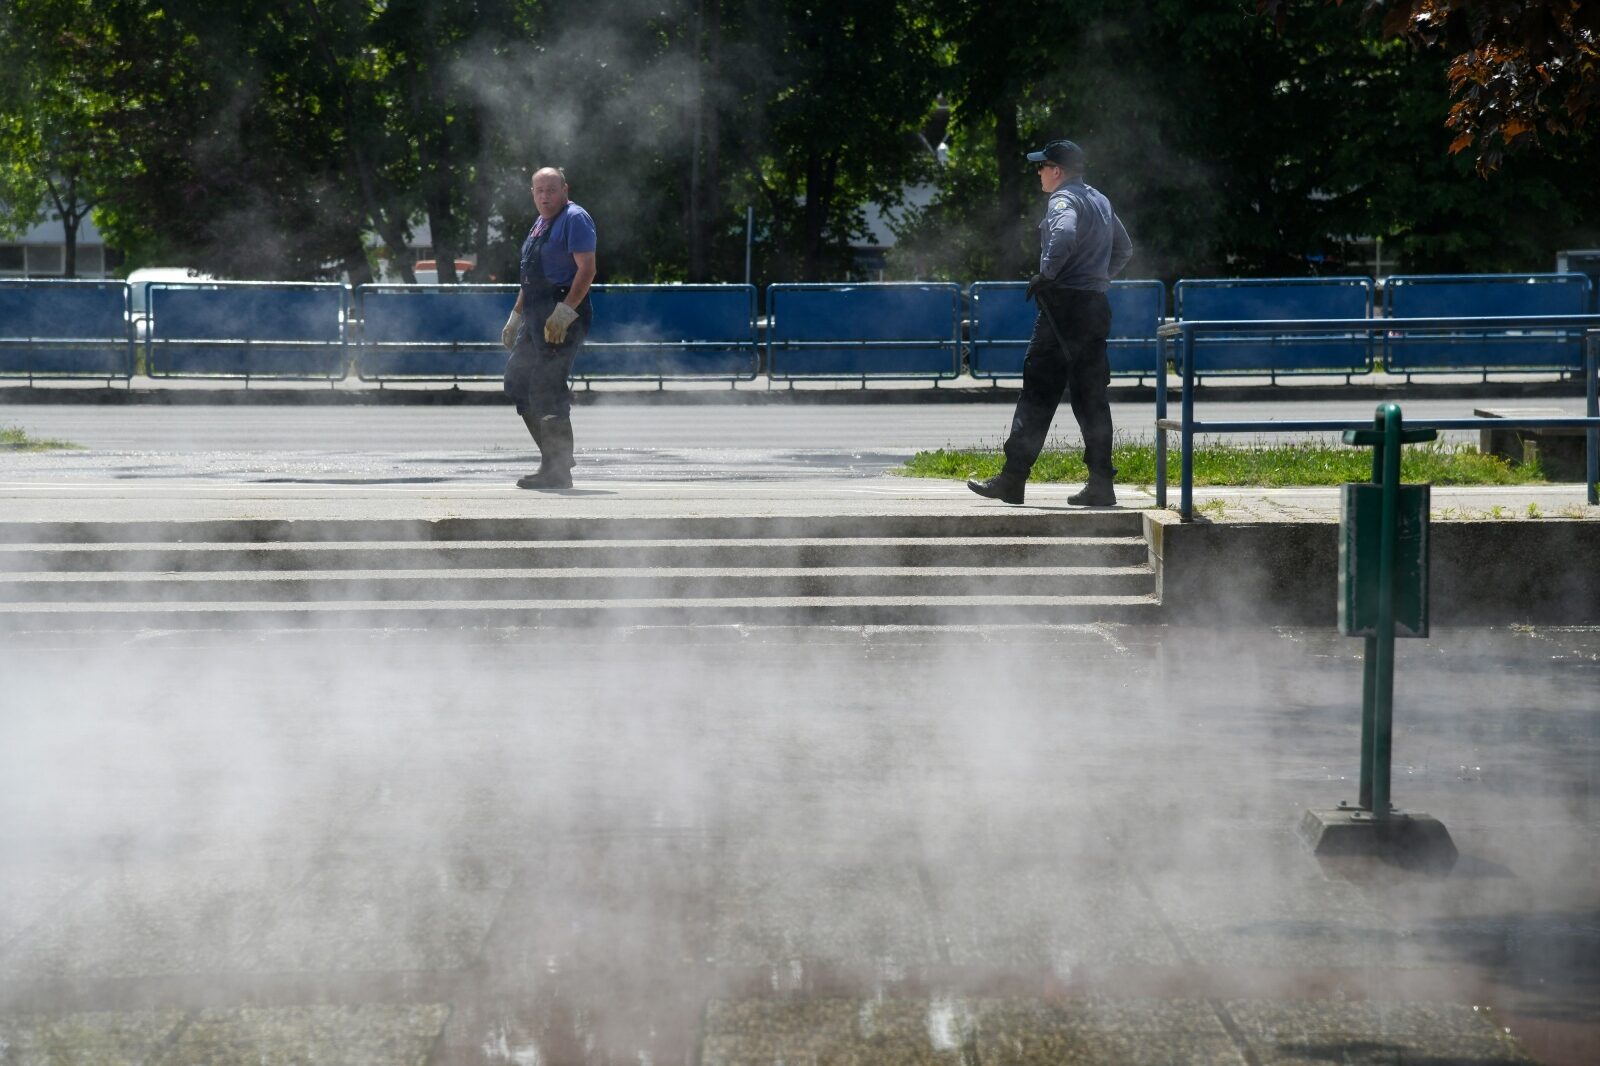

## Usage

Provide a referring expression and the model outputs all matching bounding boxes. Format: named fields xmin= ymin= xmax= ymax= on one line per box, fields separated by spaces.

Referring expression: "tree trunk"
xmin=300 ymin=0 xmax=414 ymax=284
xmin=801 ymin=150 xmax=823 ymax=279
xmin=686 ymin=0 xmax=722 ymax=282
xmin=427 ymin=194 xmax=457 ymax=283
xmin=382 ymin=217 xmax=418 ymax=285
xmin=62 ymin=213 xmax=78 ymax=277
xmin=45 ymin=173 xmax=85 ymax=278
xmin=700 ymin=13 xmax=722 ymax=281
xmin=343 ymin=242 xmax=374 ymax=287
xmin=686 ymin=0 xmax=703 ymax=281
xmin=801 ymin=150 xmax=838 ymax=280
xmin=470 ymin=142 xmax=494 ymax=280
xmin=993 ymin=101 xmax=1029 ymax=278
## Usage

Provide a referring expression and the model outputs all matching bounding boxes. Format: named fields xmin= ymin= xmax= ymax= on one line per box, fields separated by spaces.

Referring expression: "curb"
xmin=0 ymin=378 xmax=1588 ymax=407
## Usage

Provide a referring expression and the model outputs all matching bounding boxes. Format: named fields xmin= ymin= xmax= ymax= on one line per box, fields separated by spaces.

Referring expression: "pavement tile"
xmin=0 ymin=852 xmax=287 ymax=981
xmin=154 ymin=1004 xmax=449 ymax=1066
xmin=434 ymin=832 xmax=716 ymax=1064
xmin=702 ymin=997 xmax=1248 ymax=1066
xmin=702 ymin=997 xmax=974 ymax=1066
xmin=252 ymin=853 xmax=515 ymax=974
xmin=0 ymin=863 xmax=85 ymax=950
xmin=0 ymin=1010 xmax=187 ymax=1066
xmin=485 ymin=831 xmax=715 ymax=975
xmin=1229 ymin=1000 xmax=1538 ymax=1064
xmin=935 ymin=859 xmax=1181 ymax=972
xmin=1373 ymin=885 xmax=1600 ymax=983
xmin=710 ymin=859 xmax=939 ymax=974
xmin=976 ymin=997 xmax=1246 ymax=1066
xmin=1145 ymin=875 xmax=1410 ymax=970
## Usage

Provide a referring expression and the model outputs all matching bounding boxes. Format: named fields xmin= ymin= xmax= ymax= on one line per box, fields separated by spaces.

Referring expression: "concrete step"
xmin=0 ymin=565 xmax=1154 ymax=603
xmin=0 ymin=509 xmax=1143 ymax=546
xmin=0 ymin=509 xmax=1161 ymax=629
xmin=0 ymin=594 xmax=1164 ymax=629
xmin=0 ymin=536 xmax=1150 ymax=573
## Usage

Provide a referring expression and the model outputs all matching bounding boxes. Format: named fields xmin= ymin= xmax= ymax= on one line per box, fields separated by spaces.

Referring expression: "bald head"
xmin=531 ymin=167 xmax=569 ymax=221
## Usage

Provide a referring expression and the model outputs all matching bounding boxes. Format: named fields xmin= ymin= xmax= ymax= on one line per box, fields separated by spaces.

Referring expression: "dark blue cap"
xmin=1026 ymin=139 xmax=1086 ymax=170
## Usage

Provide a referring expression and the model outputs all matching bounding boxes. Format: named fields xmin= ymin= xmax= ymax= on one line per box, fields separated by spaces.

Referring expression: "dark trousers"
xmin=1002 ymin=287 xmax=1115 ymax=480
xmin=503 ymin=295 xmax=591 ymax=419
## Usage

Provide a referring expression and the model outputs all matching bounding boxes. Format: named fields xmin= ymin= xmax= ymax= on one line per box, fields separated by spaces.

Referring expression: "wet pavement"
xmin=2 ymin=623 xmax=1596 ymax=1064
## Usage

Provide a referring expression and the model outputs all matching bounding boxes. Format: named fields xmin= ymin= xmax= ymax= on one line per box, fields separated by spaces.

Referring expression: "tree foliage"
xmin=0 ymin=0 xmax=116 ymax=274
xmin=0 ymin=0 xmax=1595 ymax=283
xmin=1261 ymin=0 xmax=1600 ymax=173
xmin=899 ymin=0 xmax=1599 ymax=281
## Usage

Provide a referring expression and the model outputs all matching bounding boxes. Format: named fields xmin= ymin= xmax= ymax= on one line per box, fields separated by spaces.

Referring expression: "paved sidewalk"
xmin=0 ymin=474 xmax=1594 ymax=526
xmin=3 ymin=623 xmax=1595 ymax=1064
xmin=0 ymin=467 xmax=1596 ymax=1064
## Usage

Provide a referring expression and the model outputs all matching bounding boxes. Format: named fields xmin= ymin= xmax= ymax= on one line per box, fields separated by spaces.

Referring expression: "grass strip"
xmin=899 ymin=439 xmax=1544 ymax=487
xmin=1 ymin=425 xmax=84 ymax=451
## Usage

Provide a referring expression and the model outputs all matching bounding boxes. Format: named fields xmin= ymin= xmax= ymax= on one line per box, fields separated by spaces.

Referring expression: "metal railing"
xmin=1155 ymin=315 xmax=1600 ymax=520
xmin=144 ymin=281 xmax=348 ymax=381
xmin=765 ymin=282 xmax=963 ymax=382
xmin=0 ymin=278 xmax=135 ymax=381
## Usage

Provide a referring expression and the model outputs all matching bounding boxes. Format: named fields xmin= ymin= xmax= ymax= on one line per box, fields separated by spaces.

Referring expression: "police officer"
xmin=968 ymin=139 xmax=1133 ymax=506
xmin=501 ymin=166 xmax=597 ymax=490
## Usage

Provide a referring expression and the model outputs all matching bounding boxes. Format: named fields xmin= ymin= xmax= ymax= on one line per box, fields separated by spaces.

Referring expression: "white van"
xmin=126 ymin=267 xmax=214 ymax=339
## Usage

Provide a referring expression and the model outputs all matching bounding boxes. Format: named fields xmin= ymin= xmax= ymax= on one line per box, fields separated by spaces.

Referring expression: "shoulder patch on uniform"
xmin=1049 ymin=198 xmax=1069 ymax=212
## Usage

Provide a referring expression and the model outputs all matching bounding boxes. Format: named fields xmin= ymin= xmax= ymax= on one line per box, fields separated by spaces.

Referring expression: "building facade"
xmin=0 ymin=214 xmax=118 ymax=278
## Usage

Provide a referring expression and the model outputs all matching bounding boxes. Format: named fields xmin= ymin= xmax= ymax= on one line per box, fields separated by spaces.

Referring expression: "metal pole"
xmin=1180 ymin=327 xmax=1195 ymax=521
xmin=1155 ymin=333 xmax=1168 ymax=509
xmin=744 ymin=206 xmax=754 ymax=287
xmin=1357 ymin=423 xmax=1383 ymax=812
xmin=1586 ymin=330 xmax=1598 ymax=507
xmin=1370 ymin=401 xmax=1403 ymax=820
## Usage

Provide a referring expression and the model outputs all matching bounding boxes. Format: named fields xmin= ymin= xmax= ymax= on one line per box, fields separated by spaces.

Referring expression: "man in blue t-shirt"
xmin=500 ymin=166 xmax=597 ymax=490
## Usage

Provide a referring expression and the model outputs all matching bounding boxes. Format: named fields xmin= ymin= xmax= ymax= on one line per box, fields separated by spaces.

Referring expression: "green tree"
xmin=52 ymin=0 xmax=384 ymax=278
xmin=1262 ymin=0 xmax=1600 ymax=173
xmin=0 ymin=0 xmax=114 ymax=275
xmin=897 ymin=0 xmax=1600 ymax=281
xmin=745 ymin=0 xmax=942 ymax=280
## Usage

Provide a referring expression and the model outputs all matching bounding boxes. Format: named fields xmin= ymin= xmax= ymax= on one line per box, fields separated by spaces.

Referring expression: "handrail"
xmin=1156 ymin=417 xmax=1600 ymax=432
xmin=1157 ymin=314 xmax=1600 ymax=338
xmin=1155 ymin=316 xmax=1600 ymax=519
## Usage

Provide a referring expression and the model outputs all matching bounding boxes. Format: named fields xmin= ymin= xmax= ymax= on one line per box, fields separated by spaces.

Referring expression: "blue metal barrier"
xmin=354 ymin=284 xmax=514 ymax=380
xmin=585 ymin=285 xmax=758 ymax=380
xmin=1383 ymin=273 xmax=1592 ymax=374
xmin=767 ymin=283 xmax=961 ymax=380
xmin=356 ymin=284 xmax=759 ymax=382
xmin=1155 ymin=316 xmax=1600 ymax=520
xmin=1172 ymin=277 xmax=1374 ymax=378
xmin=0 ymin=280 xmax=133 ymax=380
xmin=968 ymin=280 xmax=1165 ymax=379
xmin=146 ymin=282 xmax=346 ymax=379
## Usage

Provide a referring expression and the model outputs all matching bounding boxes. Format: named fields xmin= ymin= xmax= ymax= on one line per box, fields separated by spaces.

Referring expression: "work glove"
xmin=544 ymin=302 xmax=579 ymax=344
xmin=501 ymin=310 xmax=524 ymax=351
xmin=1024 ymin=273 xmax=1046 ymax=303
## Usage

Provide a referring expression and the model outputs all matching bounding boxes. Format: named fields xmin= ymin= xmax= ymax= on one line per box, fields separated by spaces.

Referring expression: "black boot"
xmin=967 ymin=469 xmax=1026 ymax=505
xmin=518 ymin=415 xmax=574 ymax=491
xmin=515 ymin=413 xmax=548 ymax=489
xmin=1068 ymin=475 xmax=1116 ymax=507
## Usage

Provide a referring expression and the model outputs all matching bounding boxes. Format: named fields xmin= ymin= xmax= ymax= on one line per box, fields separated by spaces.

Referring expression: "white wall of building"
xmin=0 ymin=213 xmax=114 ymax=278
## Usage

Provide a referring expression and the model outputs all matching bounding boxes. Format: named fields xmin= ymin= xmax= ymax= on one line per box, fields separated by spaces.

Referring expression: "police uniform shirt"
xmin=1039 ymin=179 xmax=1133 ymax=292
xmin=522 ymin=202 xmax=597 ymax=287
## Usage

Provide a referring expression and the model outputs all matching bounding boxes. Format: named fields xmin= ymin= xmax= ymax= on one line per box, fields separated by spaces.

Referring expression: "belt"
xmin=525 ymin=282 xmax=574 ymax=300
